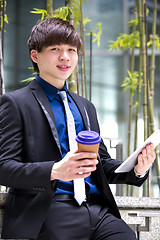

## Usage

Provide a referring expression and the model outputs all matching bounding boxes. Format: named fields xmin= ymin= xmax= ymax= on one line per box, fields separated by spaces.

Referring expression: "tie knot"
xmin=58 ymin=90 xmax=67 ymax=100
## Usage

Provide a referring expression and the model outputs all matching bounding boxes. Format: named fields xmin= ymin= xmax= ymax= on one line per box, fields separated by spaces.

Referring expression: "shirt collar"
xmin=36 ymin=75 xmax=68 ymax=102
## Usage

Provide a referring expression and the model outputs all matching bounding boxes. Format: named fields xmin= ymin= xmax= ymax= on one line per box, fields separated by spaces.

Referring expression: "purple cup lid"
xmin=75 ymin=130 xmax=101 ymax=145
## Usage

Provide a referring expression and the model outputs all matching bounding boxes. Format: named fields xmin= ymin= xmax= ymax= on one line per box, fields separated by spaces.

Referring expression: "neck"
xmin=39 ymin=74 xmax=65 ymax=89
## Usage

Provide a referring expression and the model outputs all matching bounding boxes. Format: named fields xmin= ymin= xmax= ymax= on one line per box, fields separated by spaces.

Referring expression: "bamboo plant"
xmin=109 ymin=0 xmax=160 ymax=196
xmin=66 ymin=0 xmax=88 ymax=97
xmin=64 ymin=0 xmax=102 ymax=98
xmin=147 ymin=0 xmax=160 ymax=188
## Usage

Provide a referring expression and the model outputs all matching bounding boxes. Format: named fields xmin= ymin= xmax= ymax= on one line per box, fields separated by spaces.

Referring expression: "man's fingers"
xmin=146 ymin=144 xmax=156 ymax=160
xmin=135 ymin=143 xmax=156 ymax=176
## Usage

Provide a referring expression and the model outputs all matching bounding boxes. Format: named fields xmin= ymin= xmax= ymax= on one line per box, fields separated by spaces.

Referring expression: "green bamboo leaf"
xmin=110 ymin=31 xmax=140 ymax=51
xmin=121 ymin=77 xmax=130 ymax=86
xmin=30 ymin=8 xmax=47 ymax=14
xmin=30 ymin=8 xmax=47 ymax=20
xmin=155 ymin=36 xmax=160 ymax=49
xmin=121 ymin=70 xmax=141 ymax=95
xmin=121 ymin=82 xmax=129 ymax=87
xmin=94 ymin=22 xmax=102 ymax=47
xmin=128 ymin=18 xmax=138 ymax=27
xmin=108 ymin=40 xmax=119 ymax=50
xmin=122 ymin=86 xmax=130 ymax=92
xmin=92 ymin=32 xmax=97 ymax=37
xmin=53 ymin=7 xmax=71 ymax=21
xmin=87 ymin=22 xmax=102 ymax=47
xmin=4 ymin=14 xmax=8 ymax=24
xmin=132 ymin=101 xmax=138 ymax=109
xmin=83 ymin=17 xmax=91 ymax=26
xmin=21 ymin=77 xmax=35 ymax=83
xmin=0 ymin=0 xmax=8 ymax=29
xmin=146 ymin=8 xmax=149 ymax=16
xmin=127 ymin=70 xmax=132 ymax=78
xmin=30 ymin=11 xmax=40 ymax=14
xmin=92 ymin=37 xmax=97 ymax=43
xmin=139 ymin=79 xmax=143 ymax=88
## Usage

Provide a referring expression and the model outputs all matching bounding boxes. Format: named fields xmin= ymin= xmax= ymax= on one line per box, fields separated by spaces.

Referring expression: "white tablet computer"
xmin=115 ymin=129 xmax=160 ymax=173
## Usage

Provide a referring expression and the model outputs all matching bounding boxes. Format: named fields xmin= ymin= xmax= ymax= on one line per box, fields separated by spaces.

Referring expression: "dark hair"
xmin=27 ymin=18 xmax=82 ymax=72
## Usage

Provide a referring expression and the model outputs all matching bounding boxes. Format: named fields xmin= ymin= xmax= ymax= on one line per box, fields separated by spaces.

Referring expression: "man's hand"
xmin=50 ymin=150 xmax=98 ymax=181
xmin=135 ymin=143 xmax=156 ymax=176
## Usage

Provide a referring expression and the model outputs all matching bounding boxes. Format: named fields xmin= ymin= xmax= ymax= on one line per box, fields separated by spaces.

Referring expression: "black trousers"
xmin=32 ymin=195 xmax=137 ymax=240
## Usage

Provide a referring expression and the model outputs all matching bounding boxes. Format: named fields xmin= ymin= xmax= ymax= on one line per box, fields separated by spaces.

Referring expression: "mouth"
xmin=57 ymin=65 xmax=71 ymax=71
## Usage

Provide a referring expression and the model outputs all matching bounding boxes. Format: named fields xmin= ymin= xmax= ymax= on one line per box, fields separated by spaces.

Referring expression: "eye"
xmin=69 ymin=48 xmax=77 ymax=53
xmin=51 ymin=47 xmax=59 ymax=51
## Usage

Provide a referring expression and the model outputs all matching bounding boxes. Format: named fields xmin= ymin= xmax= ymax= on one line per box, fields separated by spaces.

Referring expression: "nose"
xmin=59 ymin=50 xmax=69 ymax=61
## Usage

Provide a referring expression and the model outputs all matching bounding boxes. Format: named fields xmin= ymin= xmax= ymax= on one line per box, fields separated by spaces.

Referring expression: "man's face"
xmin=31 ymin=44 xmax=78 ymax=89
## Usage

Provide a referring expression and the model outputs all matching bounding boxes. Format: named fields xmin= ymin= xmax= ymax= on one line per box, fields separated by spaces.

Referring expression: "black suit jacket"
xmin=0 ymin=80 xmax=148 ymax=239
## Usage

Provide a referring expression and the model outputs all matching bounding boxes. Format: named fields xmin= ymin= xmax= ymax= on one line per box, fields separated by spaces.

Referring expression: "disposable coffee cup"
xmin=75 ymin=130 xmax=101 ymax=156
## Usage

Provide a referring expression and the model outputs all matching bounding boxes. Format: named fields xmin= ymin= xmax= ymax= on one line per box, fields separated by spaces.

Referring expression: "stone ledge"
xmin=115 ymin=196 xmax=160 ymax=240
xmin=115 ymin=196 xmax=160 ymax=209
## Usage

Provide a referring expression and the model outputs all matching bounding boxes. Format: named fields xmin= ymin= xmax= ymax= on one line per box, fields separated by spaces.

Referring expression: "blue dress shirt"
xmin=36 ymin=75 xmax=99 ymax=195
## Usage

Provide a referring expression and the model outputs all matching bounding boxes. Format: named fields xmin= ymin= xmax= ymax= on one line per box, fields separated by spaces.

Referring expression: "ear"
xmin=30 ymin=50 xmax=38 ymax=63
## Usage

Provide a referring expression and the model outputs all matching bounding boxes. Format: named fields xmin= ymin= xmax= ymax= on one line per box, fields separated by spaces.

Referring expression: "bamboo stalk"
xmin=79 ymin=0 xmax=87 ymax=99
xmin=144 ymin=1 xmax=151 ymax=196
xmin=135 ymin=0 xmax=145 ymax=198
xmin=149 ymin=0 xmax=157 ymax=115
xmin=89 ymin=32 xmax=92 ymax=101
xmin=127 ymin=4 xmax=137 ymax=158
xmin=80 ymin=54 xmax=84 ymax=97
xmin=126 ymin=3 xmax=138 ymax=197
xmin=134 ymin=0 xmax=142 ymax=152
xmin=47 ymin=0 xmax=53 ymax=16
xmin=76 ymin=64 xmax=79 ymax=95
xmin=66 ymin=0 xmax=78 ymax=93
xmin=141 ymin=0 xmax=148 ymax=141
xmin=68 ymin=72 xmax=78 ymax=93
xmin=134 ymin=0 xmax=141 ymax=152
xmin=137 ymin=0 xmax=148 ymax=196
xmin=148 ymin=0 xmax=160 ymax=189
xmin=127 ymin=49 xmax=135 ymax=157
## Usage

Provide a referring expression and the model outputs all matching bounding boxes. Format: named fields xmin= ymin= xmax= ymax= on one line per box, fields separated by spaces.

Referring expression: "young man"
xmin=0 ymin=18 xmax=156 ymax=240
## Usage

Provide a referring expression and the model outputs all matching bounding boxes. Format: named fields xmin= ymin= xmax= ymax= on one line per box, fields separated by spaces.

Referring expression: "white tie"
xmin=58 ymin=91 xmax=86 ymax=205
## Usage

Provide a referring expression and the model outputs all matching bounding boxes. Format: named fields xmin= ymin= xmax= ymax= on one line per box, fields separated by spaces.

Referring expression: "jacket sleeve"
xmin=83 ymin=99 xmax=148 ymax=187
xmin=0 ymin=94 xmax=55 ymax=194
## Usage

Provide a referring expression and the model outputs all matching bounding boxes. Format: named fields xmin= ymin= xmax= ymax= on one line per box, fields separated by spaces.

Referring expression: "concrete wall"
xmin=0 ymin=192 xmax=160 ymax=240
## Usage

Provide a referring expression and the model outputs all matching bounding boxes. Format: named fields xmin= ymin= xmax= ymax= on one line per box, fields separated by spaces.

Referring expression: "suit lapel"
xmin=29 ymin=80 xmax=62 ymax=155
xmin=68 ymin=91 xmax=90 ymax=130
xmin=28 ymin=81 xmax=90 ymax=154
